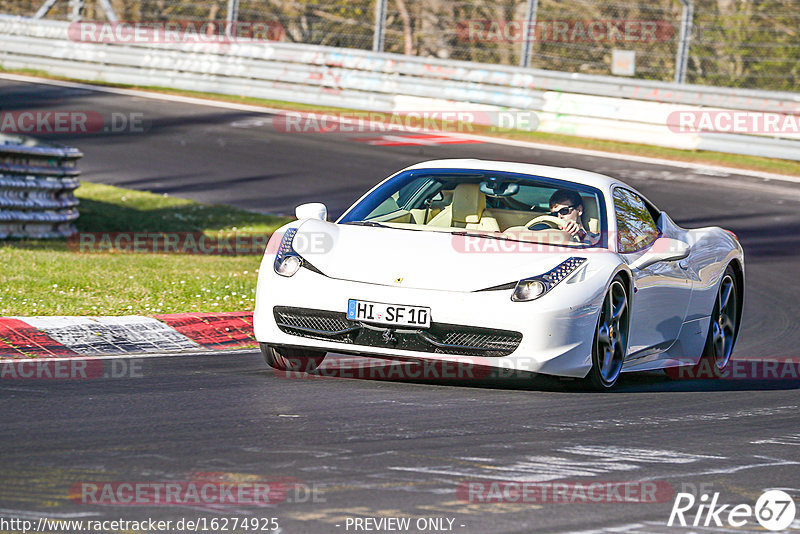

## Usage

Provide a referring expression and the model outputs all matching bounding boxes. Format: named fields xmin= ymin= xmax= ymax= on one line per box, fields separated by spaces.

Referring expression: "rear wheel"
xmin=260 ymin=343 xmax=326 ymax=372
xmin=704 ymin=268 xmax=739 ymax=372
xmin=585 ymin=278 xmax=629 ymax=390
xmin=667 ymin=266 xmax=739 ymax=379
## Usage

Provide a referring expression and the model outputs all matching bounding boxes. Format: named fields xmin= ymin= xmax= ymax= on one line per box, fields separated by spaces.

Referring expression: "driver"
xmin=548 ymin=189 xmax=599 ymax=244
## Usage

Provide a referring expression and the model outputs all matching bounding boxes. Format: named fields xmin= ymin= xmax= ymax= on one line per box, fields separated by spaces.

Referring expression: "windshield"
xmin=338 ymin=169 xmax=608 ymax=248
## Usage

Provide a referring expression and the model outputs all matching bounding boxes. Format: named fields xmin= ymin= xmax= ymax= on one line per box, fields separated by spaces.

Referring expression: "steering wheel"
xmin=524 ymin=214 xmax=564 ymax=230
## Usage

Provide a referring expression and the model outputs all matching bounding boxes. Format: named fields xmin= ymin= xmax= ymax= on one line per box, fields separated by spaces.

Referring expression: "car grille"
xmin=274 ymin=308 xmax=358 ymax=343
xmin=274 ymin=306 xmax=522 ymax=357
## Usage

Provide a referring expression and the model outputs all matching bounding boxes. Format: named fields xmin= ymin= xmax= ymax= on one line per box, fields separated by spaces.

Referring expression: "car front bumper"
xmin=254 ymin=261 xmax=607 ymax=378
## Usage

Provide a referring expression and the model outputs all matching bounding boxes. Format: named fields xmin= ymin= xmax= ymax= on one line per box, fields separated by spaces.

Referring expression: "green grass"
xmin=4 ymin=66 xmax=800 ymax=177
xmin=74 ymin=182 xmax=285 ymax=234
xmin=0 ymin=183 xmax=292 ymax=316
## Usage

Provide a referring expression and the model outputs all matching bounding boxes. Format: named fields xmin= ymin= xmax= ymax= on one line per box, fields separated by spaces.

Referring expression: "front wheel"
xmin=260 ymin=343 xmax=326 ymax=372
xmin=584 ymin=278 xmax=629 ymax=390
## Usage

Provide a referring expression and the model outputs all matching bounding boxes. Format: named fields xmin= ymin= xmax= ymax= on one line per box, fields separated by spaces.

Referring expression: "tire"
xmin=260 ymin=343 xmax=326 ymax=372
xmin=667 ymin=265 xmax=739 ymax=380
xmin=584 ymin=277 xmax=630 ymax=390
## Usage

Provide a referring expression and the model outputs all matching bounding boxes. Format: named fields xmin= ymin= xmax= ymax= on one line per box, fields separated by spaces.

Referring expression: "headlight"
xmin=511 ymin=257 xmax=586 ymax=302
xmin=274 ymin=228 xmax=303 ymax=277
xmin=275 ymin=255 xmax=302 ymax=277
xmin=512 ymin=280 xmax=545 ymax=301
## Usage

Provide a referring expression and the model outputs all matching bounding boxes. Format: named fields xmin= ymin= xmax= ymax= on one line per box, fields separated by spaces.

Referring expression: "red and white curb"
xmin=0 ymin=312 xmax=256 ymax=358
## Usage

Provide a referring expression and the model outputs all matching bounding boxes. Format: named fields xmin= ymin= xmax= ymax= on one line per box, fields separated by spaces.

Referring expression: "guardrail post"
xmin=674 ymin=0 xmax=694 ymax=83
xmin=33 ymin=0 xmax=58 ymax=19
xmin=520 ymin=0 xmax=539 ymax=68
xmin=68 ymin=0 xmax=84 ymax=22
xmin=34 ymin=0 xmax=116 ymax=21
xmin=96 ymin=0 xmax=118 ymax=22
xmin=373 ymin=0 xmax=388 ymax=53
xmin=226 ymin=0 xmax=240 ymax=39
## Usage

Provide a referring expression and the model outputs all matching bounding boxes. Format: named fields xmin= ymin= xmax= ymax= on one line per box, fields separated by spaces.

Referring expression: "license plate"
xmin=347 ymin=299 xmax=430 ymax=328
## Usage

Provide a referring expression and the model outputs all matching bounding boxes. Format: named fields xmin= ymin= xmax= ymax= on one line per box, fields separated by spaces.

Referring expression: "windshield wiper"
xmin=345 ymin=221 xmax=387 ymax=228
xmin=344 ymin=221 xmax=428 ymax=233
xmin=451 ymin=230 xmax=589 ymax=247
xmin=451 ymin=231 xmax=505 ymax=240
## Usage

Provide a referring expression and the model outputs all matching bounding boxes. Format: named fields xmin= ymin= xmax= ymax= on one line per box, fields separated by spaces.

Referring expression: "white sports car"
xmin=253 ymin=159 xmax=744 ymax=389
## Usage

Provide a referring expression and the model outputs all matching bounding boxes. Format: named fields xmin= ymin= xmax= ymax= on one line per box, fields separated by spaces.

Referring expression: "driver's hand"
xmin=559 ymin=220 xmax=582 ymax=236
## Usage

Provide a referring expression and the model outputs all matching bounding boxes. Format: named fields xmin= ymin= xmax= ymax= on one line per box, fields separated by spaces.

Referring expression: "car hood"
xmin=291 ymin=219 xmax=593 ymax=292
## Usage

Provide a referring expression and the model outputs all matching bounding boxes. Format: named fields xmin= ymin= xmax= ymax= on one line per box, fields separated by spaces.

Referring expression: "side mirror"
xmin=628 ymin=237 xmax=690 ymax=270
xmin=295 ymin=203 xmax=327 ymax=221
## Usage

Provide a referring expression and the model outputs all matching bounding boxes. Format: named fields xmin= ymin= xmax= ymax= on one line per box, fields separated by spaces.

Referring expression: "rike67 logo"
xmin=668 ymin=489 xmax=796 ymax=531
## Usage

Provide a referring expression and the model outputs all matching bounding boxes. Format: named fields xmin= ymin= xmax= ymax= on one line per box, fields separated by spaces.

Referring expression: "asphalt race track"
xmin=2 ymin=77 xmax=800 ymax=533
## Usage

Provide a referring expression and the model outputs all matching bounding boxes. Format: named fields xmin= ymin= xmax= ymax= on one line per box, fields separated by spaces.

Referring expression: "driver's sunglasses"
xmin=550 ymin=205 xmax=576 ymax=217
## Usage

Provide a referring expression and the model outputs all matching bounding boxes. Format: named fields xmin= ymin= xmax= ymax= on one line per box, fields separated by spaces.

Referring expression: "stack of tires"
xmin=0 ymin=134 xmax=82 ymax=239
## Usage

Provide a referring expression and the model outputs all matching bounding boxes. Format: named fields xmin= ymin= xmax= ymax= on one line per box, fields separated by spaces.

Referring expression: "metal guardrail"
xmin=1 ymin=16 xmax=800 ymax=162
xmin=0 ymin=133 xmax=81 ymax=239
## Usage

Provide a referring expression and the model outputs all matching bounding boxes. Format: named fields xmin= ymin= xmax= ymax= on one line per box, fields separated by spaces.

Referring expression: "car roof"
xmin=401 ymin=159 xmax=626 ymax=191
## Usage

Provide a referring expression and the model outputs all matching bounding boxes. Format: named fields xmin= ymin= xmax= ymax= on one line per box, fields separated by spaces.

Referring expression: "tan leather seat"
xmin=428 ymin=183 xmax=499 ymax=231
xmin=581 ymin=194 xmax=600 ymax=234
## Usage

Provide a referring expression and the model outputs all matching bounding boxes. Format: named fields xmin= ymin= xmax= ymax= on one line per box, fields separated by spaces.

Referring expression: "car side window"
xmin=613 ymin=188 xmax=659 ymax=253
xmin=642 ymin=198 xmax=661 ymax=226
